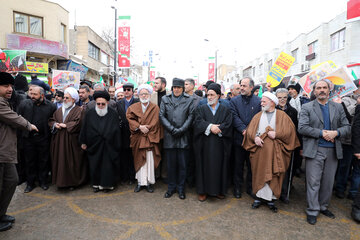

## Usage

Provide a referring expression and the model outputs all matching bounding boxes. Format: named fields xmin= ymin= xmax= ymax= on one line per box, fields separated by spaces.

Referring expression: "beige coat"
xmin=0 ymin=97 xmax=31 ymax=163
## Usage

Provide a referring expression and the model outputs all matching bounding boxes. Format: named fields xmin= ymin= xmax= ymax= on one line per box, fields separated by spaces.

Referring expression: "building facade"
xmin=233 ymin=12 xmax=360 ymax=85
xmin=0 ymin=0 xmax=69 ymax=70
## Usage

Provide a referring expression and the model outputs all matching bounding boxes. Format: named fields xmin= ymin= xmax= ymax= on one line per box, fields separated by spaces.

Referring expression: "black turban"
xmin=207 ymin=83 xmax=221 ymax=95
xmin=93 ymin=90 xmax=110 ymax=101
xmin=0 ymin=72 xmax=15 ymax=86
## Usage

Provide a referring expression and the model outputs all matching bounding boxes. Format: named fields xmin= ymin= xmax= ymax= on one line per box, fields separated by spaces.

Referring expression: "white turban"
xmin=137 ymin=84 xmax=153 ymax=95
xmin=115 ymin=88 xmax=124 ymax=97
xmin=262 ymin=91 xmax=278 ymax=105
xmin=64 ymin=87 xmax=79 ymax=103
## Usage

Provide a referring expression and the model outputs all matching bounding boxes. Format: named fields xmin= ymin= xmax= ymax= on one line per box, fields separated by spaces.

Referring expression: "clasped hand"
xmin=210 ymin=124 xmax=221 ymax=135
xmin=322 ymin=130 xmax=337 ymax=142
xmin=55 ymin=123 xmax=67 ymax=129
xmin=139 ymin=125 xmax=150 ymax=134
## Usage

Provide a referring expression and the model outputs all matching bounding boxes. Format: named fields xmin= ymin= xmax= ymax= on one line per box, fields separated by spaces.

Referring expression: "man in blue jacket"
xmin=230 ymin=77 xmax=261 ymax=198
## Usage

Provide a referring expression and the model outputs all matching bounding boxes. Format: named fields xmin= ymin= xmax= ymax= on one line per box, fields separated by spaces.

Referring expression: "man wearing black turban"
xmin=80 ymin=90 xmax=122 ymax=192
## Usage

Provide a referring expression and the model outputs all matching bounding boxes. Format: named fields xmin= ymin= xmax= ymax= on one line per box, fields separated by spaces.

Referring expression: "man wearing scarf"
xmin=243 ymin=92 xmax=300 ymax=212
xmin=80 ymin=91 xmax=122 ymax=192
xmin=49 ymin=87 xmax=87 ymax=189
xmin=126 ymin=84 xmax=162 ymax=193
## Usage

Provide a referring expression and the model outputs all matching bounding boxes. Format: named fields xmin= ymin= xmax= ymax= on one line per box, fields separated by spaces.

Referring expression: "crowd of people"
xmin=0 ymin=71 xmax=359 ymax=231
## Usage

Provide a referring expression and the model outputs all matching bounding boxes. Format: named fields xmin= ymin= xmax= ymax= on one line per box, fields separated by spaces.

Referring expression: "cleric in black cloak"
xmin=79 ymin=90 xmax=122 ymax=192
xmin=193 ymin=83 xmax=233 ymax=201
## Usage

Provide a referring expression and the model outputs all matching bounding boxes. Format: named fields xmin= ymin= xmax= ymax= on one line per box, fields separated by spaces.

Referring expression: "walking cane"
xmin=286 ymin=151 xmax=295 ymax=200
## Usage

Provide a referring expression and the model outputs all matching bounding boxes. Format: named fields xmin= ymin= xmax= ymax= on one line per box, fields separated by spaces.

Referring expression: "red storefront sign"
xmin=118 ymin=26 xmax=130 ymax=68
xmin=208 ymin=63 xmax=215 ymax=80
xmin=7 ymin=34 xmax=68 ymax=58
xmin=347 ymin=0 xmax=360 ymax=21
xmin=150 ymin=71 xmax=155 ymax=81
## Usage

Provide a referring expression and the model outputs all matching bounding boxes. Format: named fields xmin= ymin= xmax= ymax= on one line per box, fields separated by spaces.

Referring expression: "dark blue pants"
xmin=233 ymin=145 xmax=252 ymax=193
xmin=165 ymin=149 xmax=188 ymax=193
xmin=350 ymin=159 xmax=360 ymax=197
xmin=335 ymin=144 xmax=354 ymax=194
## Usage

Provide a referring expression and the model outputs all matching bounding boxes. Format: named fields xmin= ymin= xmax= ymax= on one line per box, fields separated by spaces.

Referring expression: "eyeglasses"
xmin=64 ymin=97 xmax=71 ymax=100
xmin=96 ymin=103 xmax=106 ymax=106
xmin=124 ymin=88 xmax=132 ymax=92
xmin=139 ymin=93 xmax=149 ymax=96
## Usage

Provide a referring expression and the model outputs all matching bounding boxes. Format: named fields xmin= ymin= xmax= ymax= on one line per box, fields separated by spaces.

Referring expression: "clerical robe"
xmin=242 ymin=110 xmax=300 ymax=199
xmin=79 ymin=107 xmax=121 ymax=188
xmin=49 ymin=105 xmax=87 ymax=187
xmin=126 ymin=102 xmax=162 ymax=180
xmin=193 ymin=103 xmax=233 ymax=196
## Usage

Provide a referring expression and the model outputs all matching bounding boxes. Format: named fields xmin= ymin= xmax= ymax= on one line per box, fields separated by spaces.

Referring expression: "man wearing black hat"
xmin=287 ymin=83 xmax=309 ymax=119
xmin=198 ymin=80 xmax=230 ymax=108
xmin=116 ymin=82 xmax=139 ymax=184
xmin=159 ymin=78 xmax=195 ymax=199
xmin=0 ymin=72 xmax=38 ymax=231
xmin=80 ymin=90 xmax=122 ymax=192
xmin=193 ymin=83 xmax=233 ymax=201
xmin=54 ymin=91 xmax=64 ymax=109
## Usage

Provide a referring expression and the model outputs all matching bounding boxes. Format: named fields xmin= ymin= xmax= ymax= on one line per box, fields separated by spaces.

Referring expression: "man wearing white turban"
xmin=49 ymin=87 xmax=87 ymax=189
xmin=243 ymin=90 xmax=300 ymax=213
xmin=126 ymin=84 xmax=162 ymax=193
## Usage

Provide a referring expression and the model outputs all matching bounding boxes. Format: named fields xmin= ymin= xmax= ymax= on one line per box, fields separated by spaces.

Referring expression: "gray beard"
xmin=63 ymin=101 xmax=73 ymax=109
xmin=95 ymin=105 xmax=108 ymax=117
xmin=140 ymin=98 xmax=149 ymax=104
xmin=207 ymin=98 xmax=218 ymax=105
xmin=261 ymin=104 xmax=270 ymax=112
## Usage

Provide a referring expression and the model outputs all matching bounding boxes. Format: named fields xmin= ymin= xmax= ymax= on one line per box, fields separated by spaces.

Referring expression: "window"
xmin=109 ymin=57 xmax=114 ymax=67
xmin=268 ymin=59 xmax=273 ymax=71
xmin=88 ymin=42 xmax=100 ymax=60
xmin=100 ymin=51 xmax=108 ymax=65
xmin=291 ymin=48 xmax=298 ymax=63
xmin=308 ymin=41 xmax=318 ymax=54
xmin=252 ymin=67 xmax=256 ymax=77
xmin=14 ymin=12 xmax=43 ymax=36
xmin=331 ymin=28 xmax=345 ymax=52
xmin=60 ymin=24 xmax=66 ymax=43
xmin=259 ymin=63 xmax=263 ymax=76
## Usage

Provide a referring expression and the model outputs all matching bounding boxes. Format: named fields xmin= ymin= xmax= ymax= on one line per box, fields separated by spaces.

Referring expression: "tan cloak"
xmin=126 ymin=102 xmax=162 ymax=172
xmin=242 ymin=110 xmax=300 ymax=198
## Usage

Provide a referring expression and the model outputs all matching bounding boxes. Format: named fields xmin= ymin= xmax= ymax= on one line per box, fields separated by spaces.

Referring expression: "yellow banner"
xmin=311 ymin=60 xmax=337 ymax=70
xmin=266 ymin=52 xmax=295 ymax=87
xmin=26 ymin=62 xmax=49 ymax=74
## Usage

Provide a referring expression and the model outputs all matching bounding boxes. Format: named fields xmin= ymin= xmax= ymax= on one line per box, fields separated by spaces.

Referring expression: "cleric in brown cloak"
xmin=193 ymin=83 xmax=233 ymax=201
xmin=49 ymin=87 xmax=87 ymax=189
xmin=126 ymin=84 xmax=162 ymax=193
xmin=79 ymin=90 xmax=122 ymax=192
xmin=243 ymin=91 xmax=300 ymax=212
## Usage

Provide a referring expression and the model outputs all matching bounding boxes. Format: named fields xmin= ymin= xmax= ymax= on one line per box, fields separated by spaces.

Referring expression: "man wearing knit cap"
xmin=193 ymin=83 xmax=233 ymax=201
xmin=160 ymin=78 xmax=195 ymax=199
xmin=243 ymin=91 xmax=300 ymax=213
xmin=80 ymin=90 xmax=122 ymax=192
xmin=0 ymin=72 xmax=38 ymax=231
xmin=287 ymin=83 xmax=310 ymax=118
xmin=49 ymin=87 xmax=87 ymax=189
xmin=127 ymin=84 xmax=162 ymax=193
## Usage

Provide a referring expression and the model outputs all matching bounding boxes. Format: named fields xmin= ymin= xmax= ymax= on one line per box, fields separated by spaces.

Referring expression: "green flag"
xmin=258 ymin=85 xmax=263 ymax=98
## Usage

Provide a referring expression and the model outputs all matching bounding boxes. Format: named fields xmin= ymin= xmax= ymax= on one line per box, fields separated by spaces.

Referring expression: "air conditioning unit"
xmin=301 ymin=62 xmax=310 ymax=72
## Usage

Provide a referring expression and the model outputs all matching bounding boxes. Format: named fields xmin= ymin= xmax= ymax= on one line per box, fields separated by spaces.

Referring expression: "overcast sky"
xmin=51 ymin=0 xmax=347 ymax=81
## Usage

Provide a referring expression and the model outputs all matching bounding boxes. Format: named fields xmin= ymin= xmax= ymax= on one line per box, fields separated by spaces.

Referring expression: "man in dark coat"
xmin=0 ymin=72 xmax=38 ymax=231
xmin=29 ymin=74 xmax=50 ymax=92
xmin=116 ymin=82 xmax=139 ymax=184
xmin=159 ymin=78 xmax=195 ymax=200
xmin=230 ymin=77 xmax=261 ymax=198
xmin=80 ymin=91 xmax=121 ymax=192
xmin=49 ymin=87 xmax=87 ymax=189
xmin=275 ymin=88 xmax=299 ymax=203
xmin=17 ymin=85 xmax=56 ymax=193
xmin=351 ymin=104 xmax=360 ymax=222
xmin=12 ymin=72 xmax=28 ymax=93
xmin=193 ymin=83 xmax=232 ymax=201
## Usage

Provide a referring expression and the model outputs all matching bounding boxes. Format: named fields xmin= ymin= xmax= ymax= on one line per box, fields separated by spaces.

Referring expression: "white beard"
xmin=261 ymin=104 xmax=271 ymax=112
xmin=95 ymin=105 xmax=108 ymax=117
xmin=63 ymin=101 xmax=73 ymax=109
xmin=207 ymin=98 xmax=218 ymax=105
xmin=140 ymin=98 xmax=149 ymax=104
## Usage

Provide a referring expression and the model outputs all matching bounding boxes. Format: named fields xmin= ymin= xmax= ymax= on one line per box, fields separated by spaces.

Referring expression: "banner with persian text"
xmin=118 ymin=16 xmax=131 ymax=68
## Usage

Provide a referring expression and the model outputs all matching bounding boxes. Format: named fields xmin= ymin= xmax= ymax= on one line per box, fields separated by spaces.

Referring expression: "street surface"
xmin=2 ymin=176 xmax=359 ymax=240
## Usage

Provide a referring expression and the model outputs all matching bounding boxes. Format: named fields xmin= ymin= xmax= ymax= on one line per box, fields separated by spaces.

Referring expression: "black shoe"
xmin=0 ymin=222 xmax=12 ymax=232
xmin=268 ymin=204 xmax=278 ymax=213
xmin=146 ymin=185 xmax=154 ymax=193
xmin=307 ymin=215 xmax=317 ymax=225
xmin=0 ymin=215 xmax=15 ymax=223
xmin=40 ymin=184 xmax=49 ymax=191
xmin=93 ymin=187 xmax=100 ymax=193
xmin=320 ymin=209 xmax=335 ymax=219
xmin=134 ymin=185 xmax=142 ymax=193
xmin=335 ymin=191 xmax=345 ymax=199
xmin=24 ymin=185 xmax=35 ymax=193
xmin=128 ymin=180 xmax=135 ymax=185
xmin=280 ymin=196 xmax=290 ymax=204
xmin=178 ymin=192 xmax=186 ymax=200
xmin=103 ymin=188 xmax=114 ymax=193
xmin=251 ymin=201 xmax=261 ymax=209
xmin=352 ymin=206 xmax=360 ymax=223
xmin=164 ymin=190 xmax=175 ymax=198
xmin=69 ymin=187 xmax=75 ymax=191
xmin=246 ymin=190 xmax=256 ymax=199
xmin=233 ymin=189 xmax=241 ymax=198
